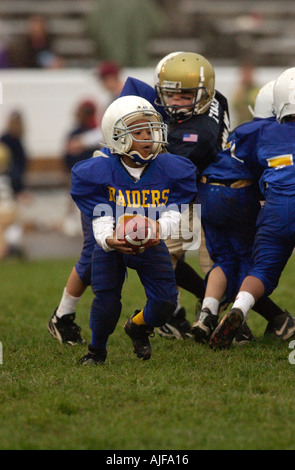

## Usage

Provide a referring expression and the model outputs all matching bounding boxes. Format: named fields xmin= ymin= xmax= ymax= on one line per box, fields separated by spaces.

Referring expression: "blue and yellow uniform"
xmin=71 ymin=151 xmax=197 ymax=349
xmin=231 ymin=119 xmax=295 ymax=296
xmin=198 ymin=116 xmax=275 ymax=299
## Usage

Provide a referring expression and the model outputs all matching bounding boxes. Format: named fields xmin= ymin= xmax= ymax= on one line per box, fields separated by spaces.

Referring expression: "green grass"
xmin=1 ymin=253 xmax=295 ymax=450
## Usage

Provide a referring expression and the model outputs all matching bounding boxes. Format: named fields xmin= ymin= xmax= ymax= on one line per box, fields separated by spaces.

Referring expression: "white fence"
xmin=0 ymin=66 xmax=286 ymax=160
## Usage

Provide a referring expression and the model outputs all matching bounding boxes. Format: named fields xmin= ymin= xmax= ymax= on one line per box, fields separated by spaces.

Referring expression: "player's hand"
xmin=106 ymin=235 xmax=136 ymax=254
xmin=144 ymin=218 xmax=160 ymax=247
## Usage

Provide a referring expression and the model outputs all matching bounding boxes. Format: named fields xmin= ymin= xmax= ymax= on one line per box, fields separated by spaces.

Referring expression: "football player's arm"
xmin=92 ymin=216 xmax=135 ymax=253
xmin=158 ymin=210 xmax=181 ymax=239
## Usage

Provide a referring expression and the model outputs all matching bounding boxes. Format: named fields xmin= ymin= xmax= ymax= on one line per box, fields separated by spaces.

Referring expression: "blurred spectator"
xmin=7 ymin=15 xmax=64 ymax=69
xmin=85 ymin=0 xmax=168 ymax=66
xmin=64 ymin=100 xmax=100 ymax=171
xmin=0 ymin=142 xmax=18 ymax=259
xmin=232 ymin=61 xmax=260 ymax=126
xmin=1 ymin=111 xmax=30 ymax=258
xmin=62 ymin=100 xmax=101 ymax=237
xmin=96 ymin=61 xmax=124 ymax=104
xmin=66 ymin=63 xmax=123 ymax=157
xmin=1 ymin=111 xmax=28 ymax=197
xmin=0 ymin=20 xmax=12 ymax=68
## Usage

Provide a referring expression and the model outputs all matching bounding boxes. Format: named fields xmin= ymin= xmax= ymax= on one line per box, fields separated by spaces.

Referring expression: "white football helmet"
xmin=273 ymin=68 xmax=295 ymax=123
xmin=101 ymin=95 xmax=168 ymax=166
xmin=253 ymin=80 xmax=275 ymax=119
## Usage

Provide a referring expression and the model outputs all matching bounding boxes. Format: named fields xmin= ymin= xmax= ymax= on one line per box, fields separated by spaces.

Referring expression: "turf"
xmin=1 ymin=254 xmax=295 ymax=450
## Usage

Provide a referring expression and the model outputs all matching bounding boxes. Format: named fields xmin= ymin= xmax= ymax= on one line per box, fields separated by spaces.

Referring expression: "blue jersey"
xmin=71 ymin=152 xmax=197 ymax=223
xmin=222 ymin=118 xmax=295 ymax=197
xmin=252 ymin=120 xmax=295 ymax=197
xmin=120 ymin=77 xmax=167 ymax=120
xmin=202 ymin=117 xmax=276 ymax=181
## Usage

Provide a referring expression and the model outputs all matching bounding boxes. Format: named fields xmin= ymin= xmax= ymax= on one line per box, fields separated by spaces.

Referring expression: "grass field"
xmin=1 ymin=253 xmax=295 ymax=451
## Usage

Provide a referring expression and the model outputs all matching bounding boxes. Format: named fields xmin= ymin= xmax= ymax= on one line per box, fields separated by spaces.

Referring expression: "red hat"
xmin=98 ymin=61 xmax=121 ymax=79
xmin=77 ymin=100 xmax=97 ymax=128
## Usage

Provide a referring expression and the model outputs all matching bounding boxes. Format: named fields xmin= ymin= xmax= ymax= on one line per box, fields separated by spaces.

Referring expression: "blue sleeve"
xmin=162 ymin=154 xmax=198 ymax=208
xmin=226 ymin=124 xmax=263 ymax=178
xmin=70 ymin=158 xmax=110 ymax=218
xmin=120 ymin=77 xmax=167 ymax=120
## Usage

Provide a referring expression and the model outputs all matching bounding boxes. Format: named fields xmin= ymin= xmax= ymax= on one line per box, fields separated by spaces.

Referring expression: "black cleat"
xmin=192 ymin=308 xmax=218 ymax=343
xmin=209 ymin=308 xmax=244 ymax=350
xmin=48 ymin=309 xmax=85 ymax=345
xmin=78 ymin=345 xmax=107 ymax=365
xmin=157 ymin=307 xmax=192 ymax=340
xmin=232 ymin=322 xmax=255 ymax=346
xmin=124 ymin=312 xmax=154 ymax=360
xmin=264 ymin=311 xmax=295 ymax=341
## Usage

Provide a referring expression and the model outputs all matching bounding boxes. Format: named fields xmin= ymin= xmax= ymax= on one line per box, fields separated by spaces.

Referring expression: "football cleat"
xmin=264 ymin=311 xmax=295 ymax=341
xmin=191 ymin=308 xmax=218 ymax=343
xmin=209 ymin=308 xmax=244 ymax=350
xmin=124 ymin=311 xmax=154 ymax=360
xmin=232 ymin=322 xmax=256 ymax=346
xmin=77 ymin=345 xmax=107 ymax=365
xmin=48 ymin=309 xmax=85 ymax=345
xmin=157 ymin=307 xmax=192 ymax=340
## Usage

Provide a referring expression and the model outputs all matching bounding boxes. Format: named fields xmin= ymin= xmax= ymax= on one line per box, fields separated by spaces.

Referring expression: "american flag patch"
xmin=183 ymin=133 xmax=198 ymax=142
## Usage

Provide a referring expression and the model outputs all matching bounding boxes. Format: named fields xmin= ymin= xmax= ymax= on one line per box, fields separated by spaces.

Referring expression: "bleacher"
xmin=0 ymin=0 xmax=95 ymax=67
xmin=0 ymin=0 xmax=293 ymax=188
xmin=0 ymin=0 xmax=295 ymax=68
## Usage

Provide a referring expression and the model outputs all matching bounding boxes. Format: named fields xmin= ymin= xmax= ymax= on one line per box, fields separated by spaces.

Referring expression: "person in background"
xmin=7 ymin=15 xmax=64 ymax=69
xmin=64 ymin=100 xmax=100 ymax=172
xmin=62 ymin=100 xmax=101 ymax=238
xmin=96 ymin=61 xmax=124 ymax=105
xmin=1 ymin=111 xmax=29 ymax=258
xmin=65 ymin=61 xmax=123 ymax=157
xmin=0 ymin=142 xmax=18 ymax=259
xmin=232 ymin=61 xmax=260 ymax=127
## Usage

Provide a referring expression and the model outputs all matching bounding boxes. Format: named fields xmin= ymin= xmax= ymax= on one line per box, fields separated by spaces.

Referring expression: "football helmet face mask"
xmin=155 ymin=52 xmax=215 ymax=121
xmin=253 ymin=80 xmax=275 ymax=119
xmin=273 ymin=68 xmax=295 ymax=123
xmin=101 ymin=95 xmax=168 ymax=166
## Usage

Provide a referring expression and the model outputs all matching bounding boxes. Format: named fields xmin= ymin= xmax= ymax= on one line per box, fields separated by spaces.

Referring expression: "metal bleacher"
xmin=1 ymin=0 xmax=295 ymax=67
xmin=0 ymin=0 xmax=95 ymax=67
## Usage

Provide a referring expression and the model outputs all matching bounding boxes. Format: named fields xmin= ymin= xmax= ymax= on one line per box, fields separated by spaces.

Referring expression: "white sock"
xmin=232 ymin=291 xmax=255 ymax=320
xmin=201 ymin=297 xmax=219 ymax=316
xmin=56 ymin=288 xmax=81 ymax=318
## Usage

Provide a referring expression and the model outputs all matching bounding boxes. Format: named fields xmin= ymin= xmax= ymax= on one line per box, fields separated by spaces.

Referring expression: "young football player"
xmin=192 ymin=80 xmax=295 ymax=344
xmin=210 ymin=68 xmax=295 ymax=349
xmin=47 ymin=52 xmax=224 ymax=345
xmin=121 ymin=52 xmax=231 ymax=340
xmin=70 ymin=95 xmax=198 ymax=363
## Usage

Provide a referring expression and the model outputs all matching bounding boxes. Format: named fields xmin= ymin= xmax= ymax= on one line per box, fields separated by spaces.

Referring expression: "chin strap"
xmin=129 ymin=150 xmax=155 ymax=166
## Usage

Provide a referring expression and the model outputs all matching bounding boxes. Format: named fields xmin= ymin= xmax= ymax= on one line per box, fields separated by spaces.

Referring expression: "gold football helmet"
xmin=155 ymin=52 xmax=215 ymax=120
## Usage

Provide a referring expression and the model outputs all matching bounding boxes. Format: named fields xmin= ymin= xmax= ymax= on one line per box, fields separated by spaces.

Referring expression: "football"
xmin=116 ymin=215 xmax=155 ymax=253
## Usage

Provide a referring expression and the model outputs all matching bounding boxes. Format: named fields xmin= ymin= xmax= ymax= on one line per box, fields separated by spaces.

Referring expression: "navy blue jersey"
xmin=203 ymin=116 xmax=276 ymax=181
xmin=120 ymin=77 xmax=167 ymax=120
xmin=167 ymin=90 xmax=230 ymax=178
xmin=71 ymin=152 xmax=197 ymax=222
